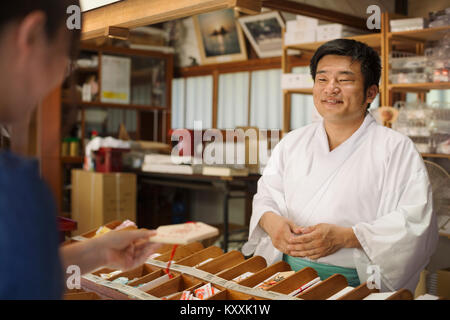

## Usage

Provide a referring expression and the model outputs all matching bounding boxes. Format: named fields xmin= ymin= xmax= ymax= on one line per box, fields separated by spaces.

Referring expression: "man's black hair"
xmin=1 ymin=1 xmax=81 ymax=58
xmin=309 ymin=39 xmax=381 ymax=110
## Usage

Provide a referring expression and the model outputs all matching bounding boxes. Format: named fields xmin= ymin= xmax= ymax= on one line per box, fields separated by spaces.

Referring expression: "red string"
xmin=164 ymin=223 xmax=194 ymax=279
xmin=165 ymin=244 xmax=178 ymax=279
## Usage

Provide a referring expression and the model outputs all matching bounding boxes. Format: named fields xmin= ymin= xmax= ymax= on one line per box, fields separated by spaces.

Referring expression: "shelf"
xmin=284 ymin=88 xmax=313 ymax=95
xmin=388 ymin=82 xmax=450 ymax=92
xmin=61 ymin=156 xmax=84 ymax=164
xmin=421 ymin=153 xmax=450 ymax=159
xmin=74 ymin=67 xmax=99 ymax=73
xmin=283 ymin=33 xmax=382 ymax=52
xmin=389 ymin=25 xmax=450 ymax=42
xmin=62 ymin=99 xmax=169 ymax=111
xmin=439 ymin=232 xmax=450 ymax=239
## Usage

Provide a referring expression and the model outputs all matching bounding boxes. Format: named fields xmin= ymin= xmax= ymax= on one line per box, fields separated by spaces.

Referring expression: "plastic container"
xmin=94 ymin=147 xmax=130 ymax=173
xmin=57 ymin=216 xmax=77 ymax=243
xmin=62 ymin=138 xmax=70 ymax=156
xmin=69 ymin=138 xmax=80 ymax=156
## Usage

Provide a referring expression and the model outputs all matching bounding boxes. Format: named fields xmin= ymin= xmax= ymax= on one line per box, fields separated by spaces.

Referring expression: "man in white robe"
xmin=242 ymin=39 xmax=438 ymax=293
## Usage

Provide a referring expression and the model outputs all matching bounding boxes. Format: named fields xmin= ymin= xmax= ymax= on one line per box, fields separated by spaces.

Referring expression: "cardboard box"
xmin=281 ymin=73 xmax=314 ymax=89
xmin=71 ymin=170 xmax=136 ymax=236
xmin=284 ymin=29 xmax=316 ymax=45
xmin=316 ymin=24 xmax=364 ymax=42
xmin=390 ymin=18 xmax=424 ymax=32
xmin=286 ymin=16 xmax=318 ymax=32
xmin=437 ymin=268 xmax=450 ymax=299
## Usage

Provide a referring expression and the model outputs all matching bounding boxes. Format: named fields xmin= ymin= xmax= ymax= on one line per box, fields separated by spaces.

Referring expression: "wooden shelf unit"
xmin=388 ymin=82 xmax=450 ymax=92
xmin=284 ymin=33 xmax=382 ymax=52
xmin=421 ymin=153 xmax=450 ymax=159
xmin=388 ymin=25 xmax=450 ymax=42
xmin=61 ymin=156 xmax=85 ymax=164
xmin=62 ymin=99 xmax=169 ymax=112
xmin=281 ymin=13 xmax=450 ymax=137
xmin=40 ymin=44 xmax=173 ymax=213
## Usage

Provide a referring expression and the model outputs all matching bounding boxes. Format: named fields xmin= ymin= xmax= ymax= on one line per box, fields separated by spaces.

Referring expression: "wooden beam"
xmin=81 ymin=0 xmax=261 ymax=40
xmin=262 ymin=0 xmax=368 ymax=30
xmin=105 ymin=26 xmax=129 ymax=40
xmin=39 ymin=87 xmax=62 ymax=213
xmin=175 ymin=55 xmax=311 ymax=77
xmin=233 ymin=0 xmax=262 ymax=15
xmin=212 ymin=70 xmax=219 ymax=128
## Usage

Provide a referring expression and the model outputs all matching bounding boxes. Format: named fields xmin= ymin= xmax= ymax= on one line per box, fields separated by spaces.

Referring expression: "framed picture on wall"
xmin=238 ymin=11 xmax=285 ymax=58
xmin=193 ymin=8 xmax=247 ymax=65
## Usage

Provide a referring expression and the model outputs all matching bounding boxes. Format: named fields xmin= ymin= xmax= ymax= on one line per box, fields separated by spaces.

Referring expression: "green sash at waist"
xmin=283 ymin=254 xmax=360 ymax=287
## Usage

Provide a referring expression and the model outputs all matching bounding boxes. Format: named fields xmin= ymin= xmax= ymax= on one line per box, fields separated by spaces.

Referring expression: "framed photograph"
xmin=238 ymin=11 xmax=285 ymax=58
xmin=193 ymin=8 xmax=247 ymax=65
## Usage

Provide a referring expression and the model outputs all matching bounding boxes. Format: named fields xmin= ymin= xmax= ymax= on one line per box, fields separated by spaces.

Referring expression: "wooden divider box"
xmin=145 ymin=274 xmax=203 ymax=298
xmin=106 ymin=264 xmax=164 ymax=283
xmin=268 ymin=267 xmax=318 ymax=295
xmin=238 ymin=261 xmax=291 ymax=289
xmin=197 ymin=251 xmax=245 ymax=274
xmin=79 ymin=220 xmax=123 ymax=238
xmin=176 ymin=246 xmax=224 ymax=267
xmin=296 ymin=274 xmax=348 ymax=300
xmin=215 ymin=256 xmax=267 ymax=283
xmin=74 ymin=243 xmax=416 ymax=300
xmin=64 ymin=291 xmax=101 ymax=300
xmin=154 ymin=243 xmax=204 ymax=262
xmin=337 ymin=282 xmax=379 ymax=300
xmin=207 ymin=288 xmax=254 ymax=300
xmin=127 ymin=269 xmax=176 ymax=288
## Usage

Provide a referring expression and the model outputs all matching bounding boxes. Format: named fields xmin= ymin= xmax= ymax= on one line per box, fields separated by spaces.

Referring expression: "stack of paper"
xmin=141 ymin=154 xmax=194 ymax=175
xmin=201 ymin=165 xmax=249 ymax=177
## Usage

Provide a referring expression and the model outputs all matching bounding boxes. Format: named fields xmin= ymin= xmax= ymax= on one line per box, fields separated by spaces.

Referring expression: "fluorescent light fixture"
xmin=80 ymin=0 xmax=122 ymax=12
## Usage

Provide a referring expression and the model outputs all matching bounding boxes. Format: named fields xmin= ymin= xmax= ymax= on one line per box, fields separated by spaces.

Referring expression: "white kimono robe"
xmin=242 ymin=113 xmax=438 ymax=293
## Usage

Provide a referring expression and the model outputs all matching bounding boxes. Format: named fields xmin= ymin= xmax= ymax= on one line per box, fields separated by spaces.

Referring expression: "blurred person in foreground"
xmin=0 ymin=1 xmax=160 ymax=299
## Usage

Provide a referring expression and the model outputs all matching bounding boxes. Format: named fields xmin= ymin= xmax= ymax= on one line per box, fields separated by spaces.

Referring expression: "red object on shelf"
xmin=57 ymin=216 xmax=77 ymax=243
xmin=94 ymin=147 xmax=129 ymax=173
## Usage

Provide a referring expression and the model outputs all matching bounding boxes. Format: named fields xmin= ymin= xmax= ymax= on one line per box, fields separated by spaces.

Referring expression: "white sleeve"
xmin=353 ymin=139 xmax=439 ymax=292
xmin=242 ymin=139 xmax=289 ymax=255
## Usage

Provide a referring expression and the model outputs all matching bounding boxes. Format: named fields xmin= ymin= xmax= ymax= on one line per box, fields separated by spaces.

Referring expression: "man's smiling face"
xmin=312 ymin=54 xmax=377 ymax=124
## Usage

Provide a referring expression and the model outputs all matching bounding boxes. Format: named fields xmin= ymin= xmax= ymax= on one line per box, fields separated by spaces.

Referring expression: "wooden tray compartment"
xmin=127 ymin=268 xmax=180 ymax=288
xmin=80 ymin=220 xmax=123 ymax=239
xmin=206 ymin=288 xmax=254 ymax=300
xmin=64 ymin=291 xmax=101 ymax=300
xmin=337 ymin=282 xmax=379 ymax=300
xmin=154 ymin=243 xmax=176 ymax=254
xmin=106 ymin=263 xmax=164 ymax=282
xmin=386 ymin=289 xmax=413 ymax=300
xmin=196 ymin=250 xmax=245 ymax=274
xmin=215 ymin=256 xmax=267 ymax=282
xmin=268 ymin=267 xmax=318 ymax=295
xmin=166 ymin=282 xmax=210 ymax=300
xmin=91 ymin=267 xmax=120 ymax=279
xmin=296 ymin=274 xmax=348 ymax=299
xmin=238 ymin=261 xmax=291 ymax=288
xmin=145 ymin=274 xmax=203 ymax=298
xmin=154 ymin=242 xmax=204 ymax=262
xmin=175 ymin=246 xmax=224 ymax=267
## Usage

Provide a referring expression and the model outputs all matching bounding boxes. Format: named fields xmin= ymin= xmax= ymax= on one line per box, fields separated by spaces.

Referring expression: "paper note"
xmin=253 ymin=271 xmax=295 ymax=290
xmin=101 ymin=55 xmax=131 ymax=104
xmin=232 ymin=271 xmax=254 ymax=283
xmin=326 ymin=286 xmax=355 ymax=300
xmin=363 ymin=292 xmax=395 ymax=300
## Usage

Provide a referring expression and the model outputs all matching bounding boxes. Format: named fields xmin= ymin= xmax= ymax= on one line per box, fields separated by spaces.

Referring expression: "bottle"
xmin=61 ymin=138 xmax=70 ymax=156
xmin=69 ymin=138 xmax=79 ymax=157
